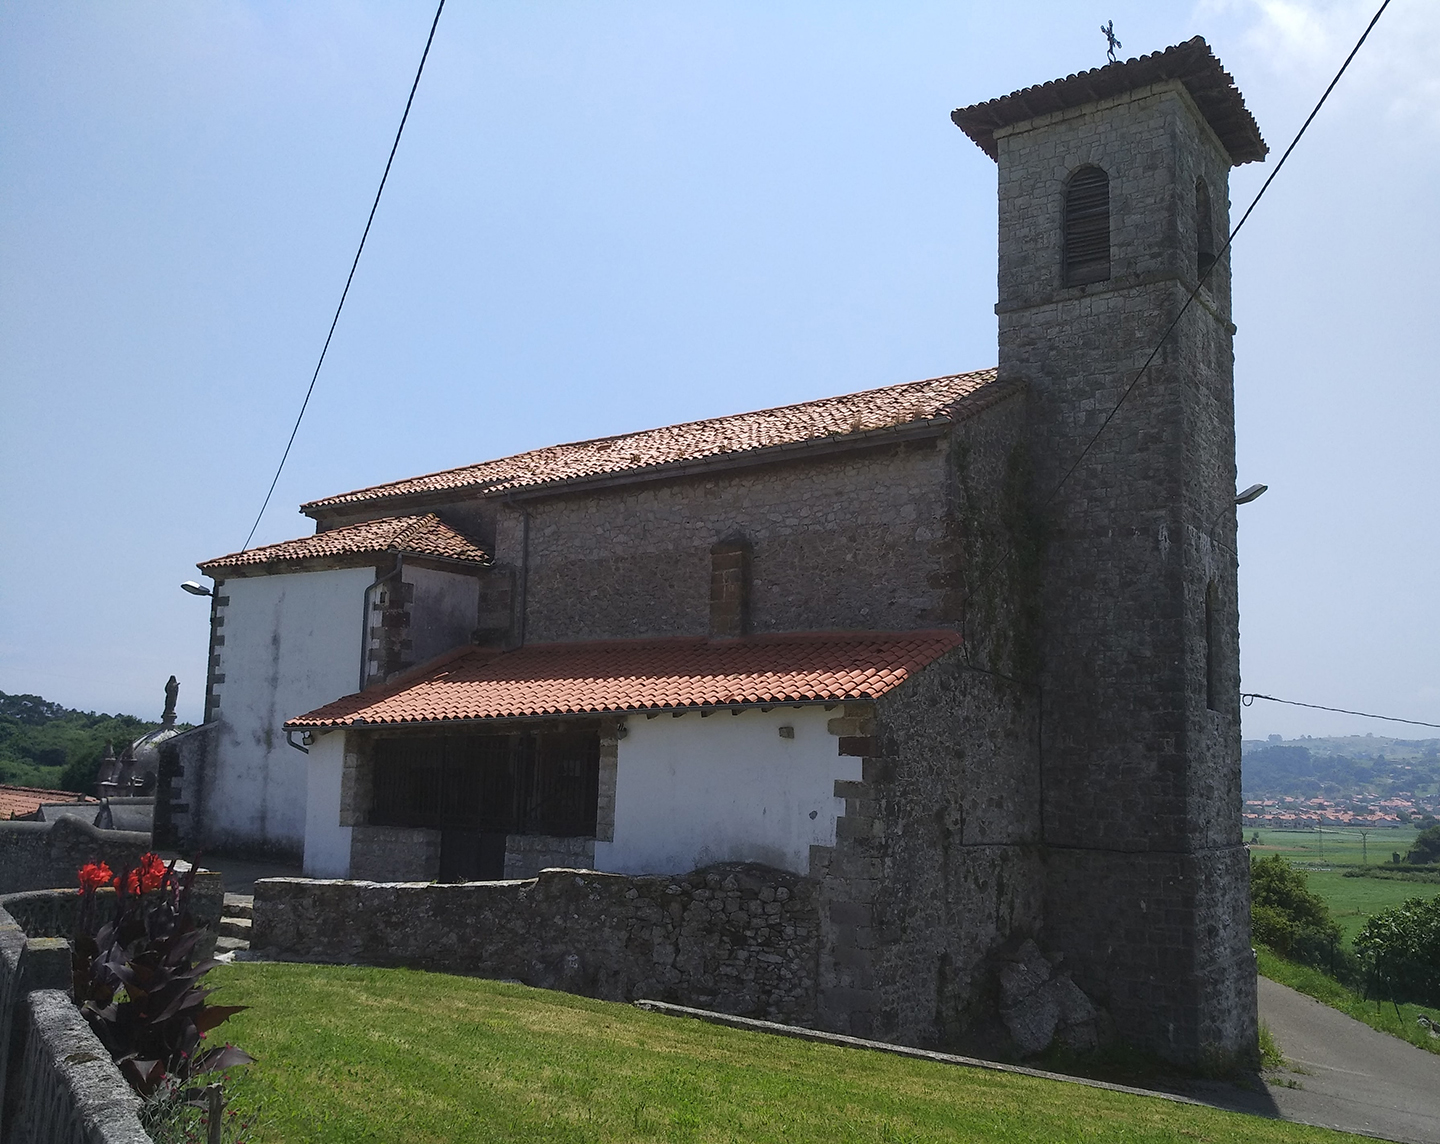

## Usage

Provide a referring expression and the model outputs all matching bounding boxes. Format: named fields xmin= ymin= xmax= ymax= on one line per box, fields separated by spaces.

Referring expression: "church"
xmin=170 ymin=37 xmax=1265 ymax=1066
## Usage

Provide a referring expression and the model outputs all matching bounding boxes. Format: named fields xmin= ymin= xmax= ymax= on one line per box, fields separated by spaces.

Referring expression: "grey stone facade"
xmin=995 ymin=80 xmax=1253 ymax=1064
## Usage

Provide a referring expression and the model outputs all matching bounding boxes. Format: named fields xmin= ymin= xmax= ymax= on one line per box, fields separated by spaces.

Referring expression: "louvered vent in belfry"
xmin=1063 ymin=166 xmax=1110 ymax=287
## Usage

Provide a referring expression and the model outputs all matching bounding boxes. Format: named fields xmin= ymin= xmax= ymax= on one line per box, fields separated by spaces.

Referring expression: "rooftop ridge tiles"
xmin=301 ymin=369 xmax=1002 ymax=513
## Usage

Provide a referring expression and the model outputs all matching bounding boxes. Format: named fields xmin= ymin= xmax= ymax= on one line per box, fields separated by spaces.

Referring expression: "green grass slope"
xmin=214 ymin=963 xmax=1365 ymax=1144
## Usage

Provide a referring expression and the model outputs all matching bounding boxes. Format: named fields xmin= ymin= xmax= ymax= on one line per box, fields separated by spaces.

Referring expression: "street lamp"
xmin=180 ymin=581 xmax=213 ymax=597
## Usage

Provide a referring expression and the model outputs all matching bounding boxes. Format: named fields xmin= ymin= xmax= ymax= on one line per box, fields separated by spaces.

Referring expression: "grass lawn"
xmin=1255 ymin=947 xmax=1440 ymax=1056
xmin=1248 ymin=826 xmax=1420 ymax=868
xmin=1300 ymin=870 xmax=1440 ymax=941
xmin=210 ymin=963 xmax=1368 ymax=1144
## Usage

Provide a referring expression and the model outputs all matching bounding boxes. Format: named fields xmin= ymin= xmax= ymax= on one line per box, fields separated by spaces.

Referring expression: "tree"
xmin=1406 ymin=825 xmax=1440 ymax=865
xmin=1250 ymin=854 xmax=1339 ymax=956
xmin=1355 ymin=896 xmax=1440 ymax=1007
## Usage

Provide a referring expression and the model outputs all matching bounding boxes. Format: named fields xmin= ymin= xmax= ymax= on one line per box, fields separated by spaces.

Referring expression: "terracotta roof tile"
xmin=287 ymin=630 xmax=963 ymax=728
xmin=0 ymin=785 xmax=96 ymax=821
xmin=199 ymin=513 xmax=489 ymax=575
xmin=952 ymin=37 xmax=1266 ymax=166
xmin=302 ymin=370 xmax=1005 ymax=512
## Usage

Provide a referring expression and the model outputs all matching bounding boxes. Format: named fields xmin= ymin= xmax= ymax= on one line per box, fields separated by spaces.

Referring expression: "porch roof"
xmin=285 ymin=630 xmax=962 ymax=729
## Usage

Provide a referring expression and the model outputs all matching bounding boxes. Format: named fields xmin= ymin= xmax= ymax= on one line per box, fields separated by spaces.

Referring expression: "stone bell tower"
xmin=954 ymin=39 xmax=1267 ymax=1065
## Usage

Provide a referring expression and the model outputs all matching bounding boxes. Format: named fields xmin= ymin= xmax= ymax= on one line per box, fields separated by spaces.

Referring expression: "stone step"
xmin=214 ymin=934 xmax=250 ymax=955
xmin=222 ymin=893 xmax=254 ymax=919
xmin=218 ymin=916 xmax=252 ymax=940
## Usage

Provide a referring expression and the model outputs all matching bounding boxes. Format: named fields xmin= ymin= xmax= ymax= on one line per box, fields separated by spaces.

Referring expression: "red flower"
xmin=138 ymin=852 xmax=167 ymax=893
xmin=118 ymin=853 xmax=169 ymax=896
xmin=78 ymin=861 xmax=114 ymax=893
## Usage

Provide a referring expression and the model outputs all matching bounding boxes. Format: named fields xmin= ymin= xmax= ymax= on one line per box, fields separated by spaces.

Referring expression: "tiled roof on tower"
xmin=951 ymin=37 xmax=1266 ymax=166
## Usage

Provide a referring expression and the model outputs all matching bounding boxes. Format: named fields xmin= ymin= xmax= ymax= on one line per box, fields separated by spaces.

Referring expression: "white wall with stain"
xmin=405 ymin=564 xmax=481 ymax=666
xmin=204 ymin=566 xmax=372 ymax=857
xmin=302 ymin=730 xmax=351 ymax=877
xmin=593 ymin=705 xmax=857 ymax=876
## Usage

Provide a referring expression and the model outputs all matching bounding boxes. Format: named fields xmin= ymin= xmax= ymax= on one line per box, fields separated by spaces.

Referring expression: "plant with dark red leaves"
xmin=73 ymin=854 xmax=253 ymax=1095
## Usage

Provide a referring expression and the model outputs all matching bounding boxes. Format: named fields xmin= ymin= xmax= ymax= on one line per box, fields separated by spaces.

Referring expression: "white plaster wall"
xmin=206 ymin=566 xmax=373 ymax=856
xmin=302 ymin=731 xmax=351 ymax=878
xmin=593 ymin=706 xmax=859 ymax=876
xmin=406 ymin=565 xmax=480 ymax=665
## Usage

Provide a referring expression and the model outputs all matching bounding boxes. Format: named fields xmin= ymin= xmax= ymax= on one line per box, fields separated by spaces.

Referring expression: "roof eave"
xmin=286 ymin=695 xmax=871 ymax=733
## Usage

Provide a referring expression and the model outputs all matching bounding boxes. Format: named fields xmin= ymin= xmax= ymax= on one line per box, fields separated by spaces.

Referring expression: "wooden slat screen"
xmin=1064 ymin=166 xmax=1110 ymax=287
xmin=370 ymin=730 xmax=599 ymax=837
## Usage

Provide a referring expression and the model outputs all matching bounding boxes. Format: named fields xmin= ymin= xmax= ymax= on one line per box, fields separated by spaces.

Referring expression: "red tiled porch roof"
xmin=286 ymin=630 xmax=963 ymax=728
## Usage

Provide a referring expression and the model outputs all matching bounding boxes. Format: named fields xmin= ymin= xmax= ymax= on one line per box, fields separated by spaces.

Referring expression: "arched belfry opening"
xmin=1063 ymin=165 xmax=1110 ymax=286
xmin=1196 ymin=178 xmax=1216 ymax=280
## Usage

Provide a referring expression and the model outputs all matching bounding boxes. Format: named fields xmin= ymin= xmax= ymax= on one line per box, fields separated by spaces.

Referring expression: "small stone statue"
xmin=162 ymin=675 xmax=179 ymax=727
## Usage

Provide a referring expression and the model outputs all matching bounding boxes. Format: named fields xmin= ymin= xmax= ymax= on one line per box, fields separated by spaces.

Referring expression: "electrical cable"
xmin=239 ymin=0 xmax=447 ymax=553
xmin=1241 ymin=693 xmax=1440 ymax=731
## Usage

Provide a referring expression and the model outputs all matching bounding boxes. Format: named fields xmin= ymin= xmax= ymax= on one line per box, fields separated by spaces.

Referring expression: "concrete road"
xmin=1256 ymin=976 xmax=1440 ymax=1143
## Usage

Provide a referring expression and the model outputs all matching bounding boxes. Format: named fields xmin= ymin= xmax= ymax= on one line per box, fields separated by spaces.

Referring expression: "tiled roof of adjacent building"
xmin=199 ymin=513 xmax=490 ymax=575
xmin=952 ymin=37 xmax=1267 ymax=166
xmin=286 ymin=630 xmax=963 ymax=728
xmin=0 ymin=785 xmax=96 ymax=821
xmin=302 ymin=369 xmax=1007 ymax=513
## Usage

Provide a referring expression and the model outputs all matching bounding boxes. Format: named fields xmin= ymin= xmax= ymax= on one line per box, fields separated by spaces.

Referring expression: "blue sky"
xmin=1 ymin=1 xmax=1435 ymax=736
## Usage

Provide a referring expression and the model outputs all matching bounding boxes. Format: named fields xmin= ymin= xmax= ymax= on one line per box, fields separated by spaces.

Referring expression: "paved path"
xmin=1255 ymin=976 xmax=1440 ymax=1143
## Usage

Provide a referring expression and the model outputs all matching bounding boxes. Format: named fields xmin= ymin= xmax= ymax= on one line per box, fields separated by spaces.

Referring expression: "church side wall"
xmin=203 ymin=567 xmax=372 ymax=860
xmin=494 ymin=439 xmax=956 ymax=642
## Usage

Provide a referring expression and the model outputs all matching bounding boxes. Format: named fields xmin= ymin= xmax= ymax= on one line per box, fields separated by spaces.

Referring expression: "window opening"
xmin=1196 ymin=179 xmax=1216 ymax=280
xmin=1063 ymin=166 xmax=1110 ymax=286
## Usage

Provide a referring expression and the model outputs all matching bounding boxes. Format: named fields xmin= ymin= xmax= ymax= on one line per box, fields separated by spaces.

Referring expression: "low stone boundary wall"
xmin=0 ymin=816 xmax=152 ymax=897
xmin=9 ymin=991 xmax=149 ymax=1144
xmin=254 ymin=863 xmax=821 ymax=1024
xmin=0 ymin=906 xmax=151 ymax=1143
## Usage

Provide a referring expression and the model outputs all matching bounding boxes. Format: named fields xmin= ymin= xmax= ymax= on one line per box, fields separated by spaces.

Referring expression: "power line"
xmin=1040 ymin=0 xmax=1391 ymax=510
xmin=1241 ymin=693 xmax=1440 ymax=731
xmin=239 ymin=0 xmax=447 ymax=553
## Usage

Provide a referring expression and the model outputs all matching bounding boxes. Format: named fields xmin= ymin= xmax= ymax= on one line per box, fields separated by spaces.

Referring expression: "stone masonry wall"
xmin=996 ymin=81 xmax=1254 ymax=1063
xmin=0 ymin=818 xmax=152 ymax=897
xmin=814 ymin=646 xmax=1043 ymax=1050
xmin=253 ymin=863 xmax=819 ymax=1024
xmin=494 ymin=439 xmax=957 ymax=643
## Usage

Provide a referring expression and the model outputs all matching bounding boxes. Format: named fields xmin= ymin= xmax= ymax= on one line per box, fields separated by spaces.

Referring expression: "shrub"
xmin=72 ymin=854 xmax=252 ymax=1095
xmin=1355 ymin=895 xmax=1440 ymax=1008
xmin=1250 ymin=854 xmax=1339 ymax=959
